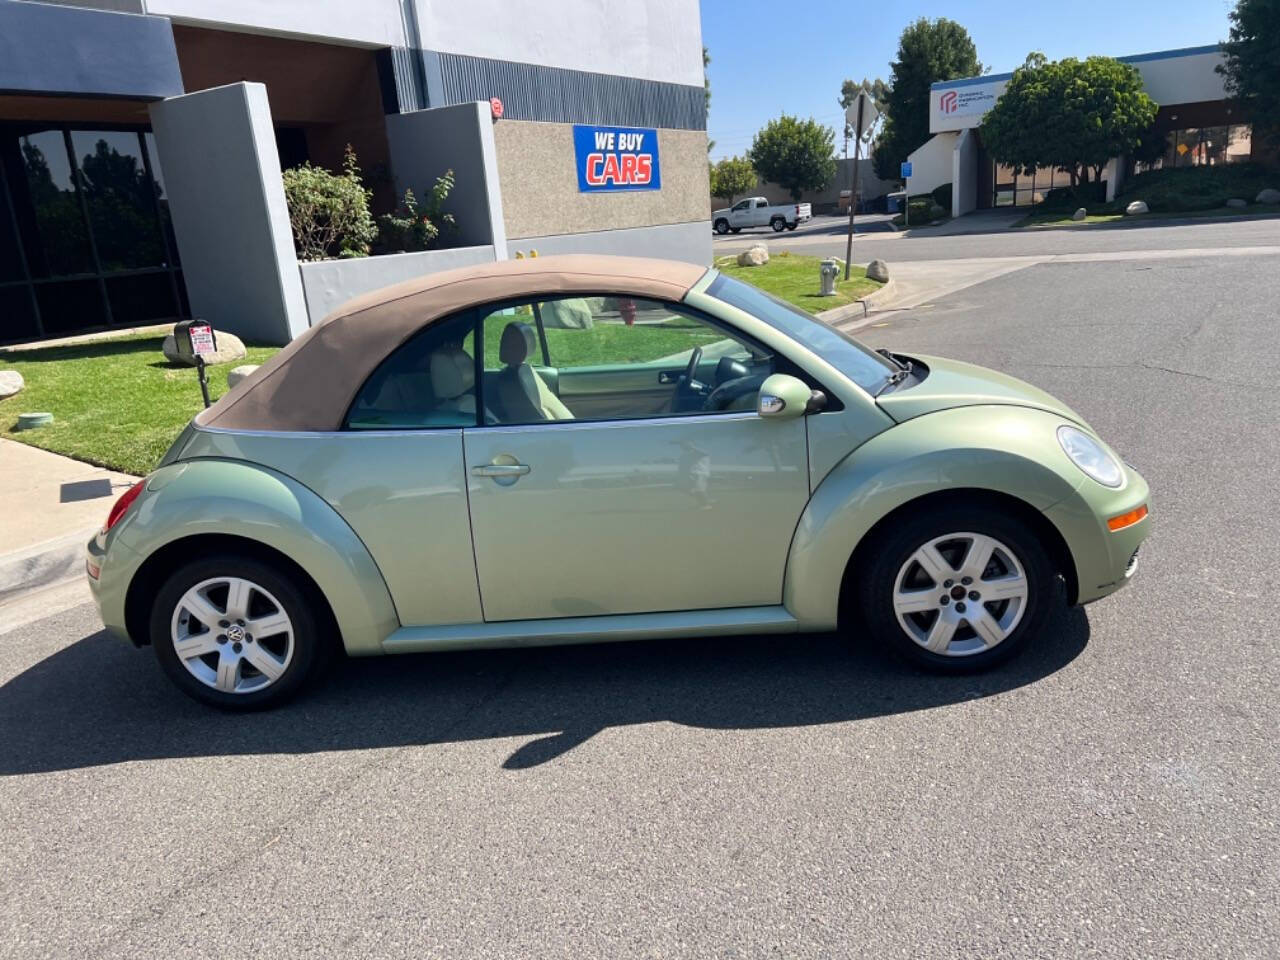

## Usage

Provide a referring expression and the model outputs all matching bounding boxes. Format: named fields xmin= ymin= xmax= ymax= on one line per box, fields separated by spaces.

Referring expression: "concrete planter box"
xmin=298 ymin=245 xmax=498 ymax=325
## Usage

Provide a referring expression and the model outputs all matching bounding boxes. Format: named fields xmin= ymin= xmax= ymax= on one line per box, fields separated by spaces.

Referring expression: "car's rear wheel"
xmin=853 ymin=505 xmax=1055 ymax=672
xmin=771 ymin=217 xmax=786 ymax=232
xmin=714 ymin=218 xmax=729 ymax=235
xmin=150 ymin=554 xmax=323 ymax=709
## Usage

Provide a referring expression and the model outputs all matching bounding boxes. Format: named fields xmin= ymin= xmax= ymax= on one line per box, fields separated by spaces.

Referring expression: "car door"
xmin=463 ymin=296 xmax=811 ymax=622
xmin=728 ymin=199 xmax=751 ymax=228
xmin=751 ymin=198 xmax=770 ymax=226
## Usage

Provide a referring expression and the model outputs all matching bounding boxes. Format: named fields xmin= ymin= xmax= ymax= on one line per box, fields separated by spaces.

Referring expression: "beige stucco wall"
xmin=493 ymin=120 xmax=710 ymax=240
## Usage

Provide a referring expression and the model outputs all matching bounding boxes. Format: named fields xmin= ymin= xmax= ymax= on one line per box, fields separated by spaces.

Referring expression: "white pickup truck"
xmin=712 ymin=197 xmax=812 ymax=235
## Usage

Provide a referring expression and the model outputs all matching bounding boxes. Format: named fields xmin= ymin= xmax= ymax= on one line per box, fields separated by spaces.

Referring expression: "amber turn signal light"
xmin=1107 ymin=504 xmax=1148 ymax=531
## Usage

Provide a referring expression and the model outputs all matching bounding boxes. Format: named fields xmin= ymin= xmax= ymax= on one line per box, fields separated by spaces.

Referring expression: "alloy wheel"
xmin=169 ymin=576 xmax=295 ymax=693
xmin=891 ymin=532 xmax=1029 ymax=657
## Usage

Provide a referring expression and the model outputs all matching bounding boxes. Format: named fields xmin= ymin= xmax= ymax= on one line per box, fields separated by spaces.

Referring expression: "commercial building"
xmin=0 ymin=0 xmax=709 ymax=345
xmin=907 ymin=44 xmax=1266 ymax=219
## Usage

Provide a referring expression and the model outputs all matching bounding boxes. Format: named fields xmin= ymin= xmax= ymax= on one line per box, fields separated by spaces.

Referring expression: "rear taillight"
xmin=103 ymin=481 xmax=144 ymax=534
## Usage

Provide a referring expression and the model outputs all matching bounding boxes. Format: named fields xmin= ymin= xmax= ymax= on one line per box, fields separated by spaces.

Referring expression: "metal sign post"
xmin=174 ymin=320 xmax=218 ymax=409
xmin=900 ymin=161 xmax=913 ymax=228
xmin=842 ymin=91 xmax=878 ymax=281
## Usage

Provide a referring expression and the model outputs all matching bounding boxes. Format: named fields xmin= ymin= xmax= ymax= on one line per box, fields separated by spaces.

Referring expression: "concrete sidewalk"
xmin=0 ymin=439 xmax=136 ymax=603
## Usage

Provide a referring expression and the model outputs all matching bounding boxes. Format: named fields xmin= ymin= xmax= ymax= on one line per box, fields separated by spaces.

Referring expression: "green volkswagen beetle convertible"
xmin=87 ymin=256 xmax=1149 ymax=708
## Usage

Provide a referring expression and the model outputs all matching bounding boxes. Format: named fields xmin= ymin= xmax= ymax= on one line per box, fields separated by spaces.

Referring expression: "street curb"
xmin=815 ymin=274 xmax=898 ymax=325
xmin=0 ymin=527 xmax=94 ymax=606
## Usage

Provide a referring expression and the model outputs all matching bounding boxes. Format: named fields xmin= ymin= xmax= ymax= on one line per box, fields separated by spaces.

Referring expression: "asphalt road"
xmin=716 ymin=208 xmax=1280 ymax=263
xmin=3 ymin=231 xmax=1278 ymax=958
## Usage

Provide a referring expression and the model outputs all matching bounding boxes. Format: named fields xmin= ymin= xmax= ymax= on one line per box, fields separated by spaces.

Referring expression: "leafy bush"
xmin=282 ymin=146 xmax=376 ymax=261
xmin=1039 ymin=181 xmax=1107 ymax=212
xmin=894 ymin=194 xmax=947 ymax=225
xmin=931 ymin=182 xmax=953 ymax=210
xmin=1116 ymin=162 xmax=1276 ymax=212
xmin=373 ymin=171 xmax=458 ymax=254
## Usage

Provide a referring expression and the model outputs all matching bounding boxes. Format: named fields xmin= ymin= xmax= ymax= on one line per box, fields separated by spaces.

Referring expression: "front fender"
xmin=785 ymin=405 xmax=1086 ymax=629
xmin=101 ymin=459 xmax=399 ymax=656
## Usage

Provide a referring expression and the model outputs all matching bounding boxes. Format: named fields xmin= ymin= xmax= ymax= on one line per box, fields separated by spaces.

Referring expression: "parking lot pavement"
xmin=712 ymin=212 xmax=898 ymax=245
xmin=2 ymin=250 xmax=1278 ymax=958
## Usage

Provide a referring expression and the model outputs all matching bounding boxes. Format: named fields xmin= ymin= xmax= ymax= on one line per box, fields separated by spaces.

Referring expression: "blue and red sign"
xmin=573 ymin=125 xmax=661 ymax=192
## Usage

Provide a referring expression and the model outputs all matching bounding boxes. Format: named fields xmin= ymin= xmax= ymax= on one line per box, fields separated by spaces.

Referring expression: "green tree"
xmin=709 ymin=155 xmax=757 ymax=201
xmin=1218 ymin=0 xmax=1280 ymax=144
xmin=875 ymin=18 xmax=982 ymax=178
xmin=979 ymin=53 xmax=1158 ymax=186
xmin=840 ymin=77 xmax=889 ymax=149
xmin=748 ymin=115 xmax=837 ymax=201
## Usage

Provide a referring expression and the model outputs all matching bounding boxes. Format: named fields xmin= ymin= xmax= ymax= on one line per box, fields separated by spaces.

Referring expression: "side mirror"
xmin=757 ymin=373 xmax=818 ymax=421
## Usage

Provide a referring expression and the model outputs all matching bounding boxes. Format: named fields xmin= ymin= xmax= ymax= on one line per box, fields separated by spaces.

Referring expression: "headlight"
xmin=1057 ymin=425 xmax=1124 ymax=488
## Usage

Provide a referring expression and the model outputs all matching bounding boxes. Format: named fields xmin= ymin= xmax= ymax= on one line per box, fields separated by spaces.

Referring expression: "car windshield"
xmin=706 ymin=271 xmax=896 ymax=391
xmin=705 ymin=272 xmax=897 ymax=392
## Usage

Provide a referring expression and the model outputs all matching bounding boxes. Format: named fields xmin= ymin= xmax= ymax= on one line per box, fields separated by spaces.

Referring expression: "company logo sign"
xmin=573 ymin=125 xmax=662 ymax=192
xmin=939 ymin=90 xmax=958 ymax=114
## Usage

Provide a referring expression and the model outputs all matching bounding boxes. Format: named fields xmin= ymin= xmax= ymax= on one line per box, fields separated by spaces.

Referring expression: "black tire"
xmin=771 ymin=217 xmax=786 ymax=232
xmin=851 ymin=503 xmax=1056 ymax=673
xmin=714 ymin=219 xmax=730 ymax=235
xmin=730 ymin=227 xmax=741 ymax=234
xmin=150 ymin=553 xmax=324 ymax=710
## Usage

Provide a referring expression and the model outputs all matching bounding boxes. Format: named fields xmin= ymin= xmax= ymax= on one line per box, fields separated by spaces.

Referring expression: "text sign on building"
xmin=573 ymin=125 xmax=661 ymax=192
xmin=929 ymin=77 xmax=1008 ymax=133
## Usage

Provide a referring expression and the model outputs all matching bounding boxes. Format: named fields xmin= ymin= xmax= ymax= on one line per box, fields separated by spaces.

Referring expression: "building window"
xmin=1138 ymin=124 xmax=1253 ymax=172
xmin=0 ymin=124 xmax=186 ymax=344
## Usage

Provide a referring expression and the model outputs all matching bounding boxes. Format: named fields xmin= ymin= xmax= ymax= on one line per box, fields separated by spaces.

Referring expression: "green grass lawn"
xmin=717 ymin=253 xmax=881 ymax=313
xmin=1014 ymin=205 xmax=1280 ymax=229
xmin=0 ymin=335 xmax=279 ymax=475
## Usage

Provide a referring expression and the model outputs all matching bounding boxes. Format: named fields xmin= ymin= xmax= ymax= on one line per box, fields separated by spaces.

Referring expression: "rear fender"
xmin=110 ymin=459 xmax=398 ymax=655
xmin=785 ymin=405 xmax=1084 ymax=628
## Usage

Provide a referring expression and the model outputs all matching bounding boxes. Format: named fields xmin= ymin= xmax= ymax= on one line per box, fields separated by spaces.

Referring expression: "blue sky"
xmin=701 ymin=0 xmax=1237 ymax=160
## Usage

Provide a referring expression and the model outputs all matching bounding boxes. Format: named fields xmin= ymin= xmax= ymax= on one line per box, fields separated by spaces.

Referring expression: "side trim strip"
xmin=383 ymin=605 xmax=799 ymax=653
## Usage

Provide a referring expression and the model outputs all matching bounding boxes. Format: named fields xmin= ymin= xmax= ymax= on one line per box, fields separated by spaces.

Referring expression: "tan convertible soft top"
xmin=196 ymin=255 xmax=708 ymax=432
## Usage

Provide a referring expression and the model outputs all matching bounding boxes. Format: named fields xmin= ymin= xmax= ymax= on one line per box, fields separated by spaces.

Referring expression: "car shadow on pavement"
xmin=0 ymin=607 xmax=1088 ymax=774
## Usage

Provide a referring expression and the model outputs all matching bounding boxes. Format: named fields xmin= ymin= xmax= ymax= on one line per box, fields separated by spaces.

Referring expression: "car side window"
xmin=732 ymin=200 xmax=749 ymax=211
xmin=478 ymin=296 xmax=774 ymax=426
xmin=345 ymin=310 xmax=479 ymax=429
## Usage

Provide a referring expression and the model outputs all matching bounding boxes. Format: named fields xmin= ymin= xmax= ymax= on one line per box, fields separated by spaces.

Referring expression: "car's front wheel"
xmin=714 ymin=218 xmax=729 ymax=235
xmin=853 ymin=505 xmax=1055 ymax=672
xmin=150 ymin=554 xmax=324 ymax=709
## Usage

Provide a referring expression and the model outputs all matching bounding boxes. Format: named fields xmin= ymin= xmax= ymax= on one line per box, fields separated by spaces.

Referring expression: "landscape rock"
xmin=1125 ymin=200 xmax=1149 ymax=216
xmin=1072 ymin=207 xmax=1087 ymax=221
xmin=0 ymin=369 xmax=23 ymax=399
xmin=1256 ymin=188 xmax=1280 ymax=205
xmin=162 ymin=329 xmax=247 ymax=366
xmin=736 ymin=244 xmax=769 ymax=267
xmin=1226 ymin=198 xmax=1248 ymax=208
xmin=865 ymin=259 xmax=890 ymax=282
xmin=540 ymin=298 xmax=595 ymax=329
xmin=226 ymin=365 xmax=260 ymax=389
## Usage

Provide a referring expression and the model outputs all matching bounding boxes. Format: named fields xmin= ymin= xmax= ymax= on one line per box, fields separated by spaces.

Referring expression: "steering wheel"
xmin=673 ymin=346 xmax=707 ymax=410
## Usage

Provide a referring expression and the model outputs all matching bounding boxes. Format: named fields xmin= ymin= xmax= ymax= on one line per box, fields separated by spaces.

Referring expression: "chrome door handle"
xmin=471 ymin=463 xmax=531 ymax=478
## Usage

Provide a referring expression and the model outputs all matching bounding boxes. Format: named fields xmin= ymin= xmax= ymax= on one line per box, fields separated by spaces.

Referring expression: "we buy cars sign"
xmin=573 ymin=125 xmax=662 ymax=192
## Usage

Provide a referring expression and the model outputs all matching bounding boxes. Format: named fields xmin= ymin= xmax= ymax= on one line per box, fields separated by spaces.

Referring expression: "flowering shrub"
xmin=373 ymin=170 xmax=457 ymax=254
xmin=281 ymin=146 xmax=376 ymax=261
